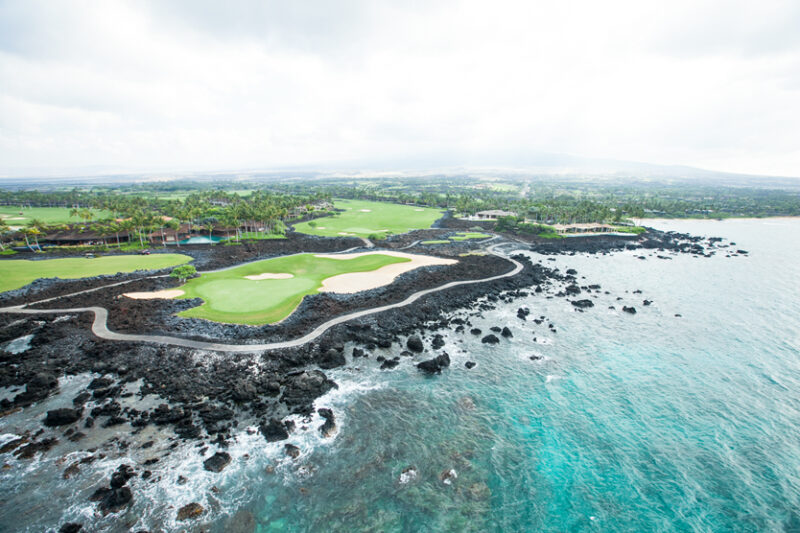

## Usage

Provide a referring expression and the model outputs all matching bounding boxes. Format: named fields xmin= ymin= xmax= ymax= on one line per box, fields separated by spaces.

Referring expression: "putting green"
xmin=292 ymin=199 xmax=443 ymax=238
xmin=177 ymin=253 xmax=410 ymax=325
xmin=0 ymin=254 xmax=193 ymax=293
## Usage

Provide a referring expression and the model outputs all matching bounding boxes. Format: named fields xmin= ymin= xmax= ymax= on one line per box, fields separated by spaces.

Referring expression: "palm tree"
xmin=80 ymin=208 xmax=93 ymax=224
xmin=107 ymin=221 xmax=122 ymax=248
xmin=22 ymin=227 xmax=42 ymax=251
xmin=204 ymin=222 xmax=215 ymax=244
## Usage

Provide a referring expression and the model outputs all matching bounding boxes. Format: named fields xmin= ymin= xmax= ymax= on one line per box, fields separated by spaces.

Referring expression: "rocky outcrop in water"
xmin=43 ymin=407 xmax=81 ymax=427
xmin=203 ymin=451 xmax=232 ymax=473
xmin=416 ymin=352 xmax=451 ymax=374
xmin=89 ymin=464 xmax=134 ymax=514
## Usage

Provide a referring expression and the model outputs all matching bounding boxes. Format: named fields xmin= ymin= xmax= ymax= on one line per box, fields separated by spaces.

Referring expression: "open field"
xmin=0 ymin=254 xmax=192 ymax=293
xmin=0 ymin=206 xmax=112 ymax=226
xmin=292 ymin=199 xmax=443 ymax=237
xmin=178 ymin=252 xmax=410 ymax=324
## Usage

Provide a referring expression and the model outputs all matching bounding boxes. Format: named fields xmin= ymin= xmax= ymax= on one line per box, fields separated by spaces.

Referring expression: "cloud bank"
xmin=1 ymin=0 xmax=799 ymax=176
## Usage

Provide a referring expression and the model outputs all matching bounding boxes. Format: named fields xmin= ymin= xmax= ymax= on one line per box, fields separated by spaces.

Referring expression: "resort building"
xmin=473 ymin=210 xmax=517 ymax=220
xmin=550 ymin=223 xmax=618 ymax=235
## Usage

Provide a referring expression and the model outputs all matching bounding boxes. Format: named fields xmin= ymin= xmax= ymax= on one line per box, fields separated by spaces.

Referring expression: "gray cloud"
xmin=0 ymin=0 xmax=798 ymax=177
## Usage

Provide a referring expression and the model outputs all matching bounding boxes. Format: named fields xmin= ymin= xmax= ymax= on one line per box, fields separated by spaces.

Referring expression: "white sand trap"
xmin=245 ymin=272 xmax=294 ymax=280
xmin=414 ymin=209 xmax=424 ymax=211
xmin=123 ymin=289 xmax=184 ymax=299
xmin=317 ymin=227 xmax=327 ymax=229
xmin=359 ymin=209 xmax=372 ymax=212
xmin=315 ymin=251 xmax=457 ymax=294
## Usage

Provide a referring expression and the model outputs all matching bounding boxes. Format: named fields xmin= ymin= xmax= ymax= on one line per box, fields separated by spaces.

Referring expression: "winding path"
xmin=0 ymin=244 xmax=522 ymax=353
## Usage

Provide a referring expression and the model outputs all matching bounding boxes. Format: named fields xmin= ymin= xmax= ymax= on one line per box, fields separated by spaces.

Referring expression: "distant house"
xmin=41 ymin=227 xmax=133 ymax=246
xmin=147 ymin=223 xmax=192 ymax=244
xmin=475 ymin=210 xmax=517 ymax=220
xmin=550 ymin=223 xmax=617 ymax=235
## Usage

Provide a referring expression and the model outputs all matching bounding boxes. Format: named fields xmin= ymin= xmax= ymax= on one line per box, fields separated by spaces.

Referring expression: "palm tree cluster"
xmin=1 ymin=189 xmax=326 ymax=249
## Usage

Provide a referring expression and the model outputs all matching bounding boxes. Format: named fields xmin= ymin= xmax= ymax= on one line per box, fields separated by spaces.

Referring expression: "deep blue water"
xmin=1 ymin=218 xmax=799 ymax=532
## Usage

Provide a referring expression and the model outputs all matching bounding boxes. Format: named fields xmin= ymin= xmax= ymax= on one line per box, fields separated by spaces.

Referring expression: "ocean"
xmin=2 ymin=218 xmax=800 ymax=532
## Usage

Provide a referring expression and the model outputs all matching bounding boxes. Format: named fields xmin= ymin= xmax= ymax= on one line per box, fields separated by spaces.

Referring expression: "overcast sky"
xmin=1 ymin=0 xmax=799 ymax=177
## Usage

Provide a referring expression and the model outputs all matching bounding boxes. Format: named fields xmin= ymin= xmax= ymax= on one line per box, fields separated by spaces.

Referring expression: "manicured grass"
xmin=613 ymin=226 xmax=647 ymax=234
xmin=421 ymin=240 xmax=451 ymax=245
xmin=451 ymin=232 xmax=491 ymax=241
xmin=0 ymin=254 xmax=193 ymax=293
xmin=292 ymin=199 xmax=443 ymax=238
xmin=178 ymin=253 xmax=410 ymax=325
xmin=238 ymin=232 xmax=286 ymax=240
xmin=0 ymin=206 xmax=112 ymax=226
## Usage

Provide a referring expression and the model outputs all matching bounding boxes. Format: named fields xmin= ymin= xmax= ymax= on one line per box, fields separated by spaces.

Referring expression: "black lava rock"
xmin=465 ymin=361 xmax=476 ymax=369
xmin=407 ymin=335 xmax=424 ymax=353
xmin=481 ymin=334 xmax=500 ymax=344
xmin=259 ymin=418 xmax=290 ymax=442
xmin=317 ymin=348 xmax=346 ymax=369
xmin=416 ymin=352 xmax=451 ymax=374
xmin=318 ymin=408 xmax=336 ymax=437
xmin=110 ymin=464 xmax=135 ymax=488
xmin=501 ymin=327 xmax=513 ymax=338
xmin=203 ymin=451 xmax=232 ymax=473
xmin=622 ymin=306 xmax=637 ymax=314
xmin=571 ymin=299 xmax=594 ymax=309
xmin=43 ymin=408 xmax=81 ymax=427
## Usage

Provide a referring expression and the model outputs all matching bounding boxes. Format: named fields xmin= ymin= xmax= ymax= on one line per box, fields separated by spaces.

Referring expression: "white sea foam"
xmin=3 ymin=334 xmax=33 ymax=354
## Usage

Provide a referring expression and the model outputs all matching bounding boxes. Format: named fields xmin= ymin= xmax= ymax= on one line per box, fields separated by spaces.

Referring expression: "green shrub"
xmin=170 ymin=264 xmax=198 ymax=283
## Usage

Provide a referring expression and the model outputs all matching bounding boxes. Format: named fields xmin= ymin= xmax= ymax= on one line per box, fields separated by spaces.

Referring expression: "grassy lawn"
xmin=0 ymin=206 xmax=112 ymax=226
xmin=178 ymin=253 xmax=410 ymax=325
xmin=292 ymin=199 xmax=443 ymax=238
xmin=451 ymin=232 xmax=491 ymax=241
xmin=238 ymin=231 xmax=286 ymax=240
xmin=613 ymin=226 xmax=647 ymax=234
xmin=0 ymin=254 xmax=192 ymax=293
xmin=421 ymin=240 xmax=451 ymax=245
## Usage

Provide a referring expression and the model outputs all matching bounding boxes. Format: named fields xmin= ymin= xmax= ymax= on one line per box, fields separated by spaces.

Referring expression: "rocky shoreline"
xmin=0 ymin=227 xmax=737 ymax=530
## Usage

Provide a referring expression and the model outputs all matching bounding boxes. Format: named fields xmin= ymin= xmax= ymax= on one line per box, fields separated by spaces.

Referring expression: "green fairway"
xmin=451 ymin=232 xmax=491 ymax=241
xmin=292 ymin=199 xmax=443 ymax=238
xmin=178 ymin=253 xmax=409 ymax=325
xmin=0 ymin=254 xmax=192 ymax=293
xmin=0 ymin=206 xmax=112 ymax=226
xmin=421 ymin=240 xmax=451 ymax=245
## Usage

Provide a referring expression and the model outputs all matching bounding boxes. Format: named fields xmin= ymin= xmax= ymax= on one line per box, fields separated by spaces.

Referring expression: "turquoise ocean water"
xmin=230 ymin=218 xmax=800 ymax=532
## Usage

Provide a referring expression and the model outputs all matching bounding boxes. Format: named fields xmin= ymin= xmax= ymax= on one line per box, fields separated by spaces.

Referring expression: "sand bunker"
xmin=359 ymin=209 xmax=372 ymax=212
xmin=123 ymin=289 xmax=184 ymax=299
xmin=315 ymin=251 xmax=457 ymax=294
xmin=245 ymin=273 xmax=294 ymax=281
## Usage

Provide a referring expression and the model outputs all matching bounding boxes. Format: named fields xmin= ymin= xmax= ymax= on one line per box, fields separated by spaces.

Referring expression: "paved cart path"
xmin=0 ymin=244 xmax=521 ymax=353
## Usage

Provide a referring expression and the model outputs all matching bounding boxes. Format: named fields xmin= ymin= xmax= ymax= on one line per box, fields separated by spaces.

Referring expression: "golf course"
xmin=0 ymin=254 xmax=192 ymax=293
xmin=177 ymin=252 xmax=412 ymax=325
xmin=292 ymin=199 xmax=443 ymax=238
xmin=0 ymin=206 xmax=112 ymax=226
